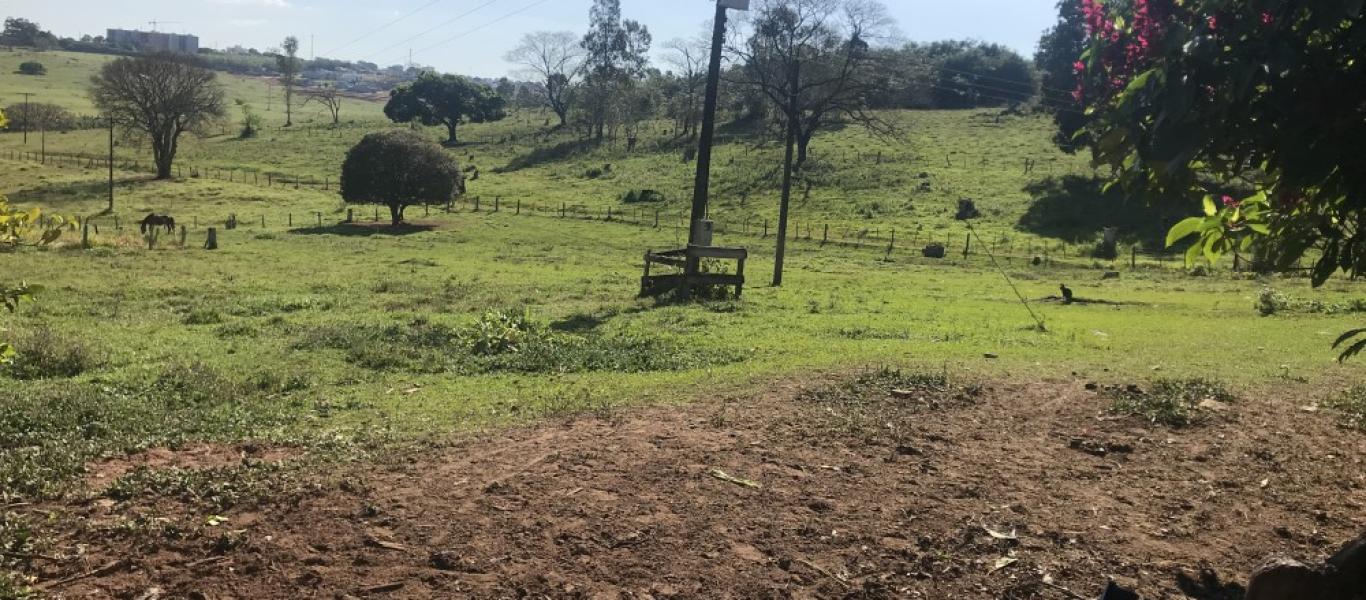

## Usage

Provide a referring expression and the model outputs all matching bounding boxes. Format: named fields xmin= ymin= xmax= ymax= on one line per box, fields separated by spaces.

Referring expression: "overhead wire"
xmin=320 ymin=0 xmax=448 ymax=58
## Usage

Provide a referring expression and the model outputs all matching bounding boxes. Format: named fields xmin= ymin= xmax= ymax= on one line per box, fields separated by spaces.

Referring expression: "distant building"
xmin=106 ymin=29 xmax=199 ymax=54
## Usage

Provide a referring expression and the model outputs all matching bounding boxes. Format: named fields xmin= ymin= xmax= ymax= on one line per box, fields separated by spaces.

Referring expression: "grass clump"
xmin=0 ymin=326 xmax=99 ymax=380
xmin=1324 ymin=387 xmax=1366 ymax=431
xmin=796 ymin=367 xmax=974 ymax=442
xmin=295 ymin=311 xmax=741 ymax=375
xmin=1108 ymin=378 xmax=1235 ymax=427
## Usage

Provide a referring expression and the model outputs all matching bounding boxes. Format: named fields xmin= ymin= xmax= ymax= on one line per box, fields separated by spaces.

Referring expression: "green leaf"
xmin=1247 ymin=223 xmax=1271 ymax=235
xmin=1203 ymin=195 xmax=1217 ymax=216
xmin=1184 ymin=238 xmax=1205 ymax=266
xmin=1166 ymin=217 xmax=1205 ymax=248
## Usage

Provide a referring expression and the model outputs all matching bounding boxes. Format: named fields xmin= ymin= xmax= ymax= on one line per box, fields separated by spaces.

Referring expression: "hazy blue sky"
xmin=6 ymin=0 xmax=1060 ymax=78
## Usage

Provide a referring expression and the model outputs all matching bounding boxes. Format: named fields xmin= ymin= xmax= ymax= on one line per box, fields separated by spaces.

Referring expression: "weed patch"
xmin=797 ymin=367 xmax=977 ymax=442
xmin=295 ymin=312 xmax=742 ymax=375
xmin=0 ymin=326 xmax=99 ymax=380
xmin=1325 ymin=387 xmax=1366 ymax=431
xmin=1107 ymin=378 xmax=1235 ymax=427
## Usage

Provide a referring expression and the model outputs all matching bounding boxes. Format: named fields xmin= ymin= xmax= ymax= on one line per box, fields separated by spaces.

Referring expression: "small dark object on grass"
xmin=922 ymin=243 xmax=946 ymax=259
xmin=1061 ymin=284 xmax=1074 ymax=304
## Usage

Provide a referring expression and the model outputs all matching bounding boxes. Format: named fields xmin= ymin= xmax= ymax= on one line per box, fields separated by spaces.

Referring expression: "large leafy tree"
xmin=505 ymin=31 xmax=583 ymax=127
xmin=579 ymin=0 xmax=652 ymax=139
xmin=340 ymin=130 xmax=466 ymax=225
xmin=1071 ymin=0 xmax=1366 ymax=359
xmin=1035 ymin=0 xmax=1089 ymax=151
xmin=384 ymin=72 xmax=507 ymax=145
xmin=0 ymin=18 xmax=58 ymax=49
xmin=90 ymin=54 xmax=226 ymax=180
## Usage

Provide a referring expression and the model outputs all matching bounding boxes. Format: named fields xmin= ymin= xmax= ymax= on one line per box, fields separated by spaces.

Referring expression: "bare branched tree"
xmin=505 ymin=31 xmax=584 ymax=127
xmin=303 ymin=84 xmax=343 ymax=125
xmin=729 ymin=0 xmax=897 ymax=169
xmin=89 ymin=53 xmax=226 ymax=180
xmin=663 ymin=34 xmax=709 ymax=137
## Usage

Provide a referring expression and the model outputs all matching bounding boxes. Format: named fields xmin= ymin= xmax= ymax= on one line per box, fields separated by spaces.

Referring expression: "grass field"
xmin=2 ymin=46 xmax=1365 ymax=599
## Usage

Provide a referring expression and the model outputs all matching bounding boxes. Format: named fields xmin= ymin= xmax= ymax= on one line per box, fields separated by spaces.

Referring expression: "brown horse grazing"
xmin=140 ymin=214 xmax=176 ymax=235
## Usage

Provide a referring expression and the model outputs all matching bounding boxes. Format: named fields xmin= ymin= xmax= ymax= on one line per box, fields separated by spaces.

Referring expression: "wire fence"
xmin=6 ymin=136 xmax=1192 ymax=271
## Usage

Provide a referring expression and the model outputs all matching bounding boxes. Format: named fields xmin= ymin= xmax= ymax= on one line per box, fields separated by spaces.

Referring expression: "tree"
xmin=340 ymin=130 xmax=465 ymax=225
xmin=505 ymin=31 xmax=584 ymax=126
xmin=1035 ymin=0 xmax=1088 ymax=151
xmin=927 ymin=42 xmax=1037 ymax=109
xmin=2 ymin=103 xmax=75 ymax=132
xmin=302 ymin=84 xmax=343 ymax=125
xmin=276 ymin=36 xmax=301 ymax=127
xmin=495 ymin=78 xmax=517 ymax=102
xmin=383 ymin=72 xmax=507 ymax=145
xmin=90 ymin=54 xmax=226 ymax=180
xmin=731 ymin=0 xmax=896 ymax=169
xmin=1072 ymin=0 xmax=1366 ymax=360
xmin=1 ymin=18 xmax=58 ymax=49
xmin=663 ymin=36 xmax=709 ymax=137
xmin=17 ymin=61 xmax=45 ymax=76
xmin=579 ymin=0 xmax=652 ymax=138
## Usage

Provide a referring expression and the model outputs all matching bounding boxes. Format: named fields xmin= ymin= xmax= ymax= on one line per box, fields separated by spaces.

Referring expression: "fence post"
xmin=516 ymin=199 xmax=521 ymax=215
xmin=822 ymin=224 xmax=829 ymax=246
xmin=289 ymin=213 xmax=293 ymax=227
xmin=963 ymin=234 xmax=971 ymax=258
xmin=316 ymin=212 xmax=323 ymax=227
xmin=260 ymin=215 xmax=265 ymax=228
xmin=81 ymin=220 xmax=90 ymax=249
xmin=763 ymin=220 xmax=769 ymax=238
xmin=1131 ymin=246 xmax=1137 ymax=270
xmin=205 ymin=228 xmax=218 ymax=250
xmin=495 ymin=197 xmax=500 ymax=212
xmin=654 ymin=209 xmax=659 ymax=228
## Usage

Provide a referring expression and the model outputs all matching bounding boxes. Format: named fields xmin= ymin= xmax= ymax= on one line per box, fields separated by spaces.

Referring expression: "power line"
xmin=320 ymin=0 xmax=447 ymax=58
xmin=400 ymin=0 xmax=556 ymax=65
xmin=362 ymin=0 xmax=502 ymax=64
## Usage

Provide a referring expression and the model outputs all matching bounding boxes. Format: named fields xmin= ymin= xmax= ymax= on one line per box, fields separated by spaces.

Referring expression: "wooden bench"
xmin=641 ymin=245 xmax=747 ymax=298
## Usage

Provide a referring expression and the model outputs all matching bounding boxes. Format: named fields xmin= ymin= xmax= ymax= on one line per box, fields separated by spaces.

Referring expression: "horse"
xmin=139 ymin=214 xmax=176 ymax=235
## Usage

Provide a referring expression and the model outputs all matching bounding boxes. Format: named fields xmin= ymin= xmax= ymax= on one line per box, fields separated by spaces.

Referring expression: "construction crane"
xmin=147 ymin=20 xmax=181 ymax=32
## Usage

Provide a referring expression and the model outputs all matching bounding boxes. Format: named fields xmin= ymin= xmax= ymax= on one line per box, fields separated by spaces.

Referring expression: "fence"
xmin=6 ymin=138 xmax=1183 ymax=271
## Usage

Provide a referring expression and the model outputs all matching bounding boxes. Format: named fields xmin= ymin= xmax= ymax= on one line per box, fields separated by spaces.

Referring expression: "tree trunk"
xmin=445 ymin=121 xmax=459 ymax=145
xmin=554 ymin=105 xmax=568 ymax=127
xmin=795 ymin=128 xmax=814 ymax=171
xmin=388 ymin=203 xmax=405 ymax=226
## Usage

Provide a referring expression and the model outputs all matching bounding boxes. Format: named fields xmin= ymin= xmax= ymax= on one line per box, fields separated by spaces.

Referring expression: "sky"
xmin=5 ymin=0 xmax=1061 ymax=79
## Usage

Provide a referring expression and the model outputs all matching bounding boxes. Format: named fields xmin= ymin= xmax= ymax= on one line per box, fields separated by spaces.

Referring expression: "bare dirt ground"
xmin=23 ymin=374 xmax=1366 ymax=599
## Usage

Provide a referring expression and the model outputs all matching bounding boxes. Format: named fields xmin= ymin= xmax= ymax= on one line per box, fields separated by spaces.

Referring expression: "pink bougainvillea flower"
xmin=1207 ymin=15 xmax=1218 ymax=30
xmin=1261 ymin=11 xmax=1274 ymax=26
xmin=1074 ymin=61 xmax=1087 ymax=73
xmin=1222 ymin=195 xmax=1240 ymax=208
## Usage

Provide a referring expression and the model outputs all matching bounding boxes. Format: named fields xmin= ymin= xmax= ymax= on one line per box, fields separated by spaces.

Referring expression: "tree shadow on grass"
xmin=8 ymin=178 xmax=151 ymax=209
xmin=495 ymin=138 xmax=603 ymax=173
xmin=1017 ymin=175 xmax=1191 ymax=249
xmin=288 ymin=222 xmax=438 ymax=237
xmin=550 ymin=313 xmax=610 ymax=333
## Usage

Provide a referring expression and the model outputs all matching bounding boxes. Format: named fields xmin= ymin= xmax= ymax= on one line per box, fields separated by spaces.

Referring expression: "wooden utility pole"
xmin=20 ymin=92 xmax=33 ymax=145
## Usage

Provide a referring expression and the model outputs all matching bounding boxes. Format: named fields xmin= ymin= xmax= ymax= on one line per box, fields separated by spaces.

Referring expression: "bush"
xmin=16 ymin=61 xmax=45 ymax=76
xmin=340 ymin=129 xmax=465 ymax=225
xmin=0 ymin=327 xmax=98 ymax=380
xmin=151 ymin=362 xmax=244 ymax=407
xmin=1256 ymin=287 xmax=1288 ymax=316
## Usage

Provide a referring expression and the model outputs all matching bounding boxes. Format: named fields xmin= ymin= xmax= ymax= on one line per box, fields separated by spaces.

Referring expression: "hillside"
xmin=0 ymin=49 xmax=388 ymax=121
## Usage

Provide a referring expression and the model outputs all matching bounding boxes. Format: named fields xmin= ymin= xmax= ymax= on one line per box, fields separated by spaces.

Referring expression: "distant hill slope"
xmin=0 ymin=49 xmax=387 ymax=121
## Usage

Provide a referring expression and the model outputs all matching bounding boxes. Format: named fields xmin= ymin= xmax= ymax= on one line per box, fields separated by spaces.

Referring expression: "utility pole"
xmin=686 ymin=0 xmax=749 ymax=286
xmin=310 ymin=34 xmax=315 ymax=60
xmin=773 ymin=60 xmax=799 ymax=287
xmin=20 ymin=92 xmax=33 ymax=145
xmin=267 ymin=82 xmax=273 ymax=112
